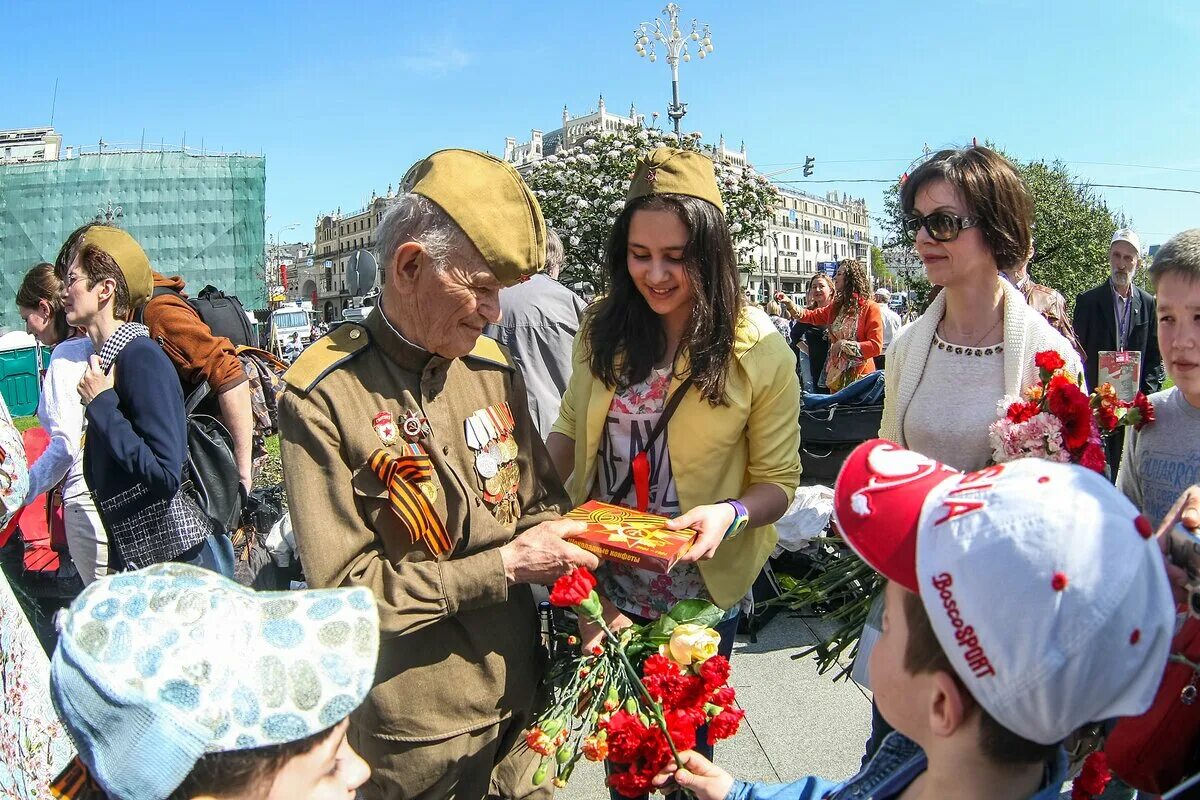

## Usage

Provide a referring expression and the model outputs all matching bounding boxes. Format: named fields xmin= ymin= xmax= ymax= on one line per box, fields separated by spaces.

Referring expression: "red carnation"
xmin=1035 ymin=350 xmax=1066 ymax=374
xmin=602 ymin=710 xmax=650 ymax=763
xmin=664 ymin=707 xmax=700 ymax=751
xmin=1071 ymin=751 xmax=1111 ymax=799
xmin=710 ymin=686 xmax=736 ymax=707
xmin=698 ymin=654 xmax=732 ymax=690
xmin=549 ymin=567 xmax=597 ymax=608
xmin=1094 ymin=403 xmax=1119 ymax=433
xmin=1132 ymin=393 xmax=1156 ymax=430
xmin=707 ymin=707 xmax=746 ymax=744
xmin=609 ymin=768 xmax=656 ymax=798
xmin=1079 ymin=443 xmax=1107 ymax=474
xmin=1006 ymin=401 xmax=1041 ymax=424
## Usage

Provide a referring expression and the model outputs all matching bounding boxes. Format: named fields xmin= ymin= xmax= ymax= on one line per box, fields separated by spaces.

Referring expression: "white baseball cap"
xmin=1111 ymin=228 xmax=1142 ymax=255
xmin=833 ymin=440 xmax=1175 ymax=745
xmin=875 ymin=288 xmax=891 ymax=302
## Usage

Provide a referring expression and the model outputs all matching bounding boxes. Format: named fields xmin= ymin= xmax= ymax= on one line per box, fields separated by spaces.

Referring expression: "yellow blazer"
xmin=552 ymin=306 xmax=801 ymax=609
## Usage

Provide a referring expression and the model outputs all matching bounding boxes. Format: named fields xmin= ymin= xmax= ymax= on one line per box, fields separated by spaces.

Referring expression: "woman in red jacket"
xmin=791 ymin=259 xmax=883 ymax=390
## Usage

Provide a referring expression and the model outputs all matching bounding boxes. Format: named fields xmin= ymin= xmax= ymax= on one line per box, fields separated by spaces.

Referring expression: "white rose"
xmin=661 ymin=623 xmax=721 ymax=668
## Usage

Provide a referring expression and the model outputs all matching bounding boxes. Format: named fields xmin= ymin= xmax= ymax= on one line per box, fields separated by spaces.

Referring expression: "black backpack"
xmin=183 ymin=285 xmax=255 ymax=348
xmin=138 ymin=284 xmax=255 ymax=348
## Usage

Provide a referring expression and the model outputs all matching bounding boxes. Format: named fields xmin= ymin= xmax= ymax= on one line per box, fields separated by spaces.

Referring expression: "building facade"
xmin=0 ymin=127 xmax=62 ymax=163
xmin=296 ymin=190 xmax=395 ymax=321
xmin=746 ymin=187 xmax=872 ymax=300
xmin=0 ymin=129 xmax=264 ymax=333
xmin=501 ymin=98 xmax=868 ymax=301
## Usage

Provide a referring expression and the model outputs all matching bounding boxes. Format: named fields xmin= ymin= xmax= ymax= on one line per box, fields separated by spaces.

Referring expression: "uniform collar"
xmin=364 ymin=303 xmax=440 ymax=373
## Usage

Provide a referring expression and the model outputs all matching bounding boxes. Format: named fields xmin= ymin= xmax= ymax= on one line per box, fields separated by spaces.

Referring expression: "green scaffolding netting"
xmin=0 ymin=150 xmax=265 ymax=333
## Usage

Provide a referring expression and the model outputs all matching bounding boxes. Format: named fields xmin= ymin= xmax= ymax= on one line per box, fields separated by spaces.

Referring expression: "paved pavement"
xmin=561 ymin=611 xmax=874 ymax=799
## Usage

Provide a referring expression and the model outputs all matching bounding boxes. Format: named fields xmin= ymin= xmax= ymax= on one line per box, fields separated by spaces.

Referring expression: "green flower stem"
xmin=582 ymin=600 xmax=687 ymax=773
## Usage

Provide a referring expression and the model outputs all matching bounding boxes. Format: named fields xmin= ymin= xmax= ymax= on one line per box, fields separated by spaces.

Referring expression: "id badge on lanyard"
xmin=1098 ymin=350 xmax=1142 ymax=402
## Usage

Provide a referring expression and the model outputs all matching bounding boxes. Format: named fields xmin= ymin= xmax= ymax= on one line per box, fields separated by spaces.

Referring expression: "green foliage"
xmin=869 ymin=245 xmax=892 ymax=282
xmin=879 ymin=148 xmax=1126 ymax=310
xmin=526 ymin=126 xmax=781 ymax=293
xmin=14 ymin=416 xmax=40 ymax=433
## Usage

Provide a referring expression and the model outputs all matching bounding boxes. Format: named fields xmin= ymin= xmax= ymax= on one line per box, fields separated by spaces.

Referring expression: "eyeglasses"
xmin=64 ymin=272 xmax=86 ymax=289
xmin=902 ymin=211 xmax=980 ymax=243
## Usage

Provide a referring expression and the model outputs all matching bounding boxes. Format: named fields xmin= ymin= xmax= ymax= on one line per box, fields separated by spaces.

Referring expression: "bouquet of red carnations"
xmin=989 ymin=350 xmax=1154 ymax=473
xmin=526 ymin=568 xmax=743 ymax=796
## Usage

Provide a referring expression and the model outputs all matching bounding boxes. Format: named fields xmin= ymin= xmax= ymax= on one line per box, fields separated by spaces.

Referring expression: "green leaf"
xmin=665 ymin=599 xmax=726 ymax=629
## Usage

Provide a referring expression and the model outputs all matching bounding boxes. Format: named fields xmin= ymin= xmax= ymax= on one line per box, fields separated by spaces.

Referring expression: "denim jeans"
xmin=174 ymin=532 xmax=236 ymax=579
xmin=797 ymin=351 xmax=815 ymax=394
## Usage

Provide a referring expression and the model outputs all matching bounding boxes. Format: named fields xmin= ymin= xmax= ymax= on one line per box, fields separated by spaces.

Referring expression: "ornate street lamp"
xmin=634 ymin=3 xmax=713 ymax=141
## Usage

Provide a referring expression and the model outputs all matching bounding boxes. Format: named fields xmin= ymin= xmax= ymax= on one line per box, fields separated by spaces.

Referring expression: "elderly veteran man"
xmin=279 ymin=149 xmax=598 ymax=800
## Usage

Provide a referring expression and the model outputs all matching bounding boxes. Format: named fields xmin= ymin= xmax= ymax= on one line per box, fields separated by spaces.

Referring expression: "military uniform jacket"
xmin=279 ymin=309 xmax=569 ymax=742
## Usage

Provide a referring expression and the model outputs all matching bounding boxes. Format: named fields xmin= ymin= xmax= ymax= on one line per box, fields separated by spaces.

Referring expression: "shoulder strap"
xmin=610 ymin=376 xmax=693 ymax=503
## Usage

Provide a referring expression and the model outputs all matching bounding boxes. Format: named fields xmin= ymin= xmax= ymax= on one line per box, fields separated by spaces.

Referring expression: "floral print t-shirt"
xmin=592 ymin=367 xmax=710 ymax=619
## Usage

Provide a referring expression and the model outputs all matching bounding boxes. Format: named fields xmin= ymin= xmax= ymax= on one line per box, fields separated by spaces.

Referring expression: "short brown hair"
xmin=74 ymin=243 xmax=133 ymax=319
xmin=900 ymin=588 xmax=1058 ymax=766
xmin=17 ymin=262 xmax=71 ymax=343
xmin=901 ymin=146 xmax=1033 ymax=271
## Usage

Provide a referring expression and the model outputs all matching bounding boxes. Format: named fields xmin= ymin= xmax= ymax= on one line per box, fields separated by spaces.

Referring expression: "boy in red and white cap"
xmin=655 ymin=439 xmax=1176 ymax=800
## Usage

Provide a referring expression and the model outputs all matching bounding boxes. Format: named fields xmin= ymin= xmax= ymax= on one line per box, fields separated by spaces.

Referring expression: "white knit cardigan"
xmin=880 ymin=277 xmax=1085 ymax=445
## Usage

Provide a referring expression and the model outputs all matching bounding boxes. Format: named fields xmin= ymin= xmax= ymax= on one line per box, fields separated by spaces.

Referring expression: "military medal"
xmin=373 ymin=411 xmax=399 ymax=446
xmin=476 ymin=451 xmax=499 ymax=479
xmin=400 ymin=411 xmax=430 ymax=443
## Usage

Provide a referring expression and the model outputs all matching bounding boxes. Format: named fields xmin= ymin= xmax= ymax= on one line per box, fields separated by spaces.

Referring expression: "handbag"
xmin=183 ymin=382 xmax=243 ymax=532
xmin=99 ymin=482 xmax=214 ymax=570
xmin=1104 ymin=617 xmax=1200 ymax=793
xmin=609 ymin=377 xmax=694 ymax=511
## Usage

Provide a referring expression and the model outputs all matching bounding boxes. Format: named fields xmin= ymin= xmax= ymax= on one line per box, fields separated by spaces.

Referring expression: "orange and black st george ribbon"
xmin=368 ymin=447 xmax=452 ymax=557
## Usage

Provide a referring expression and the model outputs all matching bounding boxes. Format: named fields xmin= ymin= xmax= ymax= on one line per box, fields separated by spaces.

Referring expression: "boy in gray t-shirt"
xmin=1117 ymin=228 xmax=1200 ymax=525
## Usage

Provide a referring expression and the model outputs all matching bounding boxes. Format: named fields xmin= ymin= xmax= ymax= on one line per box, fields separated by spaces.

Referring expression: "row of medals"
xmin=464 ymin=403 xmax=520 ymax=524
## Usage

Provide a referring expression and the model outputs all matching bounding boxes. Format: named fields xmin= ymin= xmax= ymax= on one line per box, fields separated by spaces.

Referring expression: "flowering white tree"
xmin=526 ymin=126 xmax=780 ymax=293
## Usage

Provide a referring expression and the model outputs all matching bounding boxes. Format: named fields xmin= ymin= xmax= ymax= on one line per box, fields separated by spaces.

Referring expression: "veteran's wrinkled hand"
xmin=499 ymin=519 xmax=599 ymax=586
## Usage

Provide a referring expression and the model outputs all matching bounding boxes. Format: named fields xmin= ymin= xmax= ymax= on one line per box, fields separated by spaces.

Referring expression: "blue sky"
xmin=6 ymin=0 xmax=1198 ymax=249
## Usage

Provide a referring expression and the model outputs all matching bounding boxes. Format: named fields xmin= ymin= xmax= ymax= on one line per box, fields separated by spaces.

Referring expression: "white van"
xmin=268 ymin=304 xmax=313 ymax=356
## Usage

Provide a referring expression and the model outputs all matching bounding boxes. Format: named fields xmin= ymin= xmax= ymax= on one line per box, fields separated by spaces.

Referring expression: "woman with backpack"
xmin=16 ymin=263 xmax=110 ymax=585
xmin=62 ymin=226 xmax=234 ymax=576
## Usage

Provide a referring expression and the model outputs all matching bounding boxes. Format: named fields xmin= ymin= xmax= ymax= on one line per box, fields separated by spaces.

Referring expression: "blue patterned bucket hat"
xmin=50 ymin=563 xmax=379 ymax=800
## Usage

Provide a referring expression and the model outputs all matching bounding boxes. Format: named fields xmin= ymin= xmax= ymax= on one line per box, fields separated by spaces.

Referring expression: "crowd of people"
xmin=4 ymin=142 xmax=1200 ymax=800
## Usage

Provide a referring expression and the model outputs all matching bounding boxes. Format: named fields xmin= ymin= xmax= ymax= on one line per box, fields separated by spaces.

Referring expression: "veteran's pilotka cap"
xmin=628 ymin=146 xmax=724 ymax=213
xmin=78 ymin=226 xmax=154 ymax=310
xmin=404 ymin=148 xmax=546 ymax=286
xmin=50 ymin=563 xmax=379 ymax=800
xmin=832 ymin=439 xmax=1175 ymax=746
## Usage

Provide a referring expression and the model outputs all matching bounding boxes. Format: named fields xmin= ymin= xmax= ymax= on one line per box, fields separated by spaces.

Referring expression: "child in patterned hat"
xmin=49 ymin=563 xmax=379 ymax=800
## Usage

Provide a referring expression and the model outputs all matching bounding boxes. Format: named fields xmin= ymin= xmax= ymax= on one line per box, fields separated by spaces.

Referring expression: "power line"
xmin=1067 ymin=160 xmax=1200 ymax=175
xmin=774 ymin=178 xmax=1200 ymax=196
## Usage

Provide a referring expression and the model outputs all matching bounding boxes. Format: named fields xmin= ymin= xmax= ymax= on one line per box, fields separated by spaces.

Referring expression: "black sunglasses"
xmin=902 ymin=211 xmax=980 ymax=243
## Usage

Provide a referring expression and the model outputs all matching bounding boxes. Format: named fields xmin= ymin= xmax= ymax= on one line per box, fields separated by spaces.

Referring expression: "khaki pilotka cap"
xmin=404 ymin=148 xmax=547 ymax=286
xmin=627 ymin=146 xmax=725 ymax=213
xmin=79 ymin=226 xmax=154 ymax=310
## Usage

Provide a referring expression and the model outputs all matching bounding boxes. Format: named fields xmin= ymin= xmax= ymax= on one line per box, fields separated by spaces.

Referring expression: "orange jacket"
xmin=796 ymin=296 xmax=885 ymax=366
xmin=141 ymin=274 xmax=248 ymax=394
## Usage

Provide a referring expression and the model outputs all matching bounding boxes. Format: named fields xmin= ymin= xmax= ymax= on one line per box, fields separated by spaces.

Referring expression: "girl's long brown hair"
xmin=586 ymin=194 xmax=742 ymax=406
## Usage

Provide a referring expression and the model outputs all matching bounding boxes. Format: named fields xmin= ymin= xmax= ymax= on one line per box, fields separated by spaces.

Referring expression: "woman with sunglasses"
xmin=785 ymin=259 xmax=882 ymax=392
xmin=859 ymin=146 xmax=1083 ymax=763
xmin=880 ymin=145 xmax=1082 ymax=471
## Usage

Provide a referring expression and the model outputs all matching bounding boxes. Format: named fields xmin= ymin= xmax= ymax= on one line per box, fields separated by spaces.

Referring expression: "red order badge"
xmin=373 ymin=411 xmax=399 ymax=446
